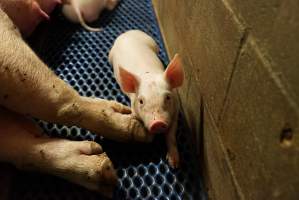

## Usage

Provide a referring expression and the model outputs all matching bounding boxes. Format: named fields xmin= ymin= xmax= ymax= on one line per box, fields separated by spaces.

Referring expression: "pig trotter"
xmin=166 ymin=148 xmax=180 ymax=169
xmin=31 ymin=140 xmax=117 ymax=198
xmin=108 ymin=100 xmax=131 ymax=114
xmin=19 ymin=140 xmax=116 ymax=197
xmin=106 ymin=0 xmax=119 ymax=11
xmin=78 ymin=97 xmax=153 ymax=143
xmin=0 ymin=109 xmax=118 ymax=198
xmin=128 ymin=117 xmax=153 ymax=142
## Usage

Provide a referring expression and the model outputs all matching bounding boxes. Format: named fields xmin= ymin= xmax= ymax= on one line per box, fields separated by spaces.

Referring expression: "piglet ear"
xmin=119 ymin=66 xmax=139 ymax=93
xmin=164 ymin=54 xmax=184 ymax=89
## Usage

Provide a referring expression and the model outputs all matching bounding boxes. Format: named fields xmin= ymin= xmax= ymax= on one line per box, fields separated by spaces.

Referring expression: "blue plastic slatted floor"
xmin=10 ymin=0 xmax=206 ymax=199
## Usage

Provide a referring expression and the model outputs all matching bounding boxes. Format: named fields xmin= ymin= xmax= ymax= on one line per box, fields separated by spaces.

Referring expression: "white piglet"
xmin=109 ymin=30 xmax=184 ymax=168
xmin=62 ymin=0 xmax=119 ymax=32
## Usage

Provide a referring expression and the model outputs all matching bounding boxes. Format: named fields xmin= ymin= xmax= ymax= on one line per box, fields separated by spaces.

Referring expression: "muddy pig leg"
xmin=0 ymin=9 xmax=150 ymax=142
xmin=0 ymin=107 xmax=117 ymax=198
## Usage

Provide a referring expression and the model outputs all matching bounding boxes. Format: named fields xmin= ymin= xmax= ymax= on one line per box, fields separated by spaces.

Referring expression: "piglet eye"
xmin=139 ymin=99 xmax=144 ymax=104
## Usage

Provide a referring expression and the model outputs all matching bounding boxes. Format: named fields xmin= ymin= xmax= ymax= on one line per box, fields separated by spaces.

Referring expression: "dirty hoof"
xmin=96 ymin=153 xmax=118 ymax=185
xmin=166 ymin=150 xmax=180 ymax=169
xmin=26 ymin=139 xmax=118 ymax=198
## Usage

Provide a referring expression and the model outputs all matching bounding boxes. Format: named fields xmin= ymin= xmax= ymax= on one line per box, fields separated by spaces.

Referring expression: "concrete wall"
xmin=152 ymin=0 xmax=299 ymax=199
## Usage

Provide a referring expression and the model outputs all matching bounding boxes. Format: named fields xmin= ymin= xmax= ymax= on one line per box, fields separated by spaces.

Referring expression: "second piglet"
xmin=109 ymin=30 xmax=184 ymax=168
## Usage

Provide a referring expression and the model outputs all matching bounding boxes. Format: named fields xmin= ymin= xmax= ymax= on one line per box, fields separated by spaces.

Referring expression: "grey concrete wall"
xmin=152 ymin=0 xmax=299 ymax=199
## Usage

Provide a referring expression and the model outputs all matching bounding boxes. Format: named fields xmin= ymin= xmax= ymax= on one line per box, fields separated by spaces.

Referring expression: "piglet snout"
xmin=149 ymin=120 xmax=168 ymax=134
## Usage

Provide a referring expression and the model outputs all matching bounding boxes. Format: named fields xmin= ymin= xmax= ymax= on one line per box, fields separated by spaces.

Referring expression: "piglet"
xmin=109 ymin=30 xmax=184 ymax=168
xmin=62 ymin=0 xmax=119 ymax=32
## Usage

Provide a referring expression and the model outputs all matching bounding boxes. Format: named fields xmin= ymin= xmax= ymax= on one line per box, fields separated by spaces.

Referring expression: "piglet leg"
xmin=165 ymin=113 xmax=180 ymax=168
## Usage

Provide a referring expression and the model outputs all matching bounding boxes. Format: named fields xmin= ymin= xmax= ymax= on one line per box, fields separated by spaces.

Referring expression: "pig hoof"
xmin=129 ymin=118 xmax=153 ymax=142
xmin=35 ymin=140 xmax=117 ymax=197
xmin=166 ymin=151 xmax=180 ymax=169
xmin=109 ymin=100 xmax=131 ymax=114
xmin=106 ymin=0 xmax=119 ymax=10
xmin=96 ymin=153 xmax=118 ymax=185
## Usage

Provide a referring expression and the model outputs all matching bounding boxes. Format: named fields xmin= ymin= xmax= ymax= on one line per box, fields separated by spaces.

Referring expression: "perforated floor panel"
xmin=10 ymin=0 xmax=206 ymax=199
